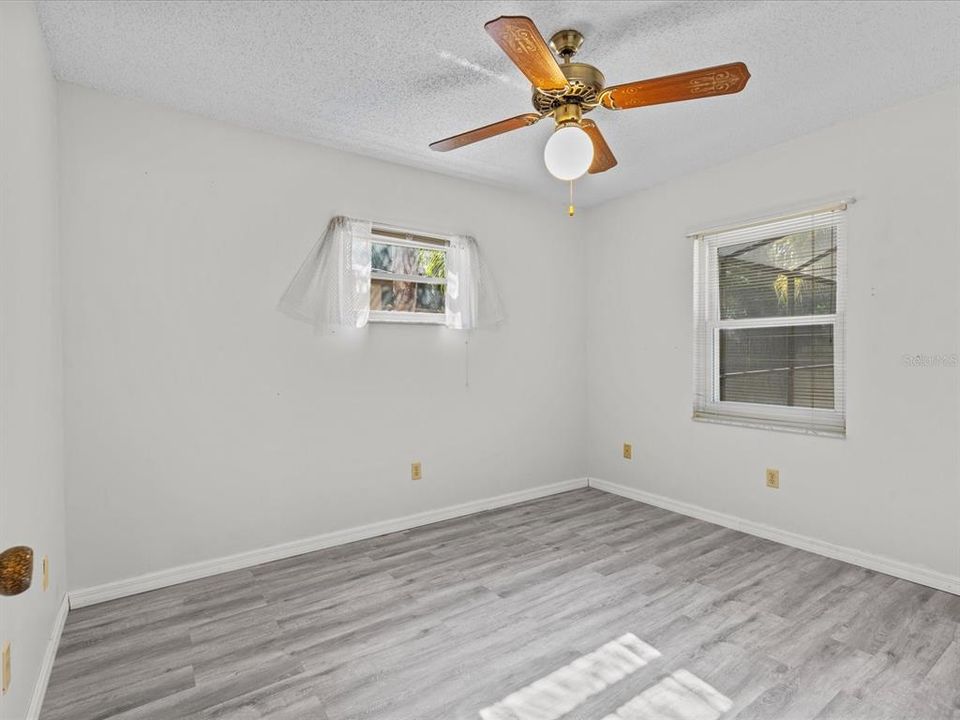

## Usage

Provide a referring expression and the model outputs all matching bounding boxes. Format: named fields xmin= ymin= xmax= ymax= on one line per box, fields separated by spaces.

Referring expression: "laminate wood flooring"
xmin=41 ymin=489 xmax=960 ymax=720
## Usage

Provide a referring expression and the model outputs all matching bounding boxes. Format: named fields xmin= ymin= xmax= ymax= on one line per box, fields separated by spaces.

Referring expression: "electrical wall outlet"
xmin=766 ymin=468 xmax=780 ymax=489
xmin=42 ymin=555 xmax=49 ymax=591
xmin=411 ymin=462 xmax=422 ymax=481
xmin=623 ymin=443 xmax=632 ymax=460
xmin=2 ymin=640 xmax=10 ymax=695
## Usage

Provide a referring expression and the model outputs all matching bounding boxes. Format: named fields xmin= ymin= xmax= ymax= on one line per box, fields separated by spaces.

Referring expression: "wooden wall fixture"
xmin=0 ymin=546 xmax=34 ymax=596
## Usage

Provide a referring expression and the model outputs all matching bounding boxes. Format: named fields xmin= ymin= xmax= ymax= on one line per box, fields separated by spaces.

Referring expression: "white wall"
xmin=55 ymin=76 xmax=960 ymax=594
xmin=587 ymin=87 xmax=960 ymax=581
xmin=58 ymin=84 xmax=587 ymax=591
xmin=0 ymin=2 xmax=68 ymax=718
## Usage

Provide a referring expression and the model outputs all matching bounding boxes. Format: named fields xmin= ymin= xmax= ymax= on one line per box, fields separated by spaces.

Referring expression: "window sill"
xmin=369 ymin=311 xmax=445 ymax=326
xmin=692 ymin=411 xmax=846 ymax=439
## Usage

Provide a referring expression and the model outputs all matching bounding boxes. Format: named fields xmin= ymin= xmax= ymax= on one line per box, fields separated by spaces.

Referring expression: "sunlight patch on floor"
xmin=600 ymin=669 xmax=733 ymax=720
xmin=479 ymin=633 xmax=661 ymax=720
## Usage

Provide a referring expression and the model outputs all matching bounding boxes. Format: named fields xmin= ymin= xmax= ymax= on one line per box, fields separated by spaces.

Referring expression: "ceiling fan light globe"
xmin=544 ymin=125 xmax=593 ymax=181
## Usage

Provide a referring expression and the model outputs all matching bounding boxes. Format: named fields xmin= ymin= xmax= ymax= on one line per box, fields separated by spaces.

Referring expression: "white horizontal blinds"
xmin=693 ymin=207 xmax=847 ymax=436
xmin=368 ymin=225 xmax=448 ymax=319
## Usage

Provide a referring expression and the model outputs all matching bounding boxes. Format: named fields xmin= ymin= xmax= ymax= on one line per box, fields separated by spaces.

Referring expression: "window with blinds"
xmin=693 ymin=205 xmax=847 ymax=436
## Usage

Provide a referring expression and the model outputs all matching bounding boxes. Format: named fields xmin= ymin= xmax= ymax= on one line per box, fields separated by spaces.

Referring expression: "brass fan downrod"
xmin=549 ymin=29 xmax=584 ymax=62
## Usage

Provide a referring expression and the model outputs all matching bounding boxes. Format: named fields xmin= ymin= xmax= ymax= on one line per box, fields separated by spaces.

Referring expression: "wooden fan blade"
xmin=484 ymin=16 xmax=568 ymax=91
xmin=430 ymin=113 xmax=542 ymax=152
xmin=580 ymin=120 xmax=617 ymax=174
xmin=601 ymin=62 xmax=750 ymax=110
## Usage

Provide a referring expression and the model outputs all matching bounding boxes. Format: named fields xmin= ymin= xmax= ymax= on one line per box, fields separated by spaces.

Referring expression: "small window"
xmin=369 ymin=227 xmax=448 ymax=324
xmin=278 ymin=217 xmax=503 ymax=332
xmin=693 ymin=205 xmax=847 ymax=436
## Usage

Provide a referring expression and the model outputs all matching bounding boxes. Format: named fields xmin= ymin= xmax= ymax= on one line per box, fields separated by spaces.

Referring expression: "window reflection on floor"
xmin=479 ymin=635 xmax=732 ymax=720
xmin=601 ymin=669 xmax=733 ymax=720
xmin=479 ymin=633 xmax=660 ymax=720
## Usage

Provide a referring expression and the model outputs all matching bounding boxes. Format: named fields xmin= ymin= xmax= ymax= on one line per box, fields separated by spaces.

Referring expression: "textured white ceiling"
xmin=38 ymin=0 xmax=960 ymax=207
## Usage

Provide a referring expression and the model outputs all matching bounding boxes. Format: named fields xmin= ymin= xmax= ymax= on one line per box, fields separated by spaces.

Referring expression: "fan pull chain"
xmin=568 ymin=179 xmax=575 ymax=217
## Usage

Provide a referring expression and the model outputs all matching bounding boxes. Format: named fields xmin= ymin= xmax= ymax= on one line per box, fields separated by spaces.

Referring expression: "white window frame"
xmin=367 ymin=225 xmax=450 ymax=325
xmin=692 ymin=206 xmax=847 ymax=437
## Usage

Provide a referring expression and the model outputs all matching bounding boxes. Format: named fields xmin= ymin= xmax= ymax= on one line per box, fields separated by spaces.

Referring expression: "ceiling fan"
xmin=430 ymin=16 xmax=750 ymax=207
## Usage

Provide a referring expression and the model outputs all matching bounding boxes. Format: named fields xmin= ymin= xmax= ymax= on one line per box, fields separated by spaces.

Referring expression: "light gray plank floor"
xmin=42 ymin=488 xmax=960 ymax=720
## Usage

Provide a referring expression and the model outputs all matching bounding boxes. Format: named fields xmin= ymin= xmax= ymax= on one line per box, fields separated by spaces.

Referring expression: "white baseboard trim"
xmin=26 ymin=593 xmax=69 ymax=720
xmin=69 ymin=478 xmax=589 ymax=609
xmin=588 ymin=477 xmax=960 ymax=596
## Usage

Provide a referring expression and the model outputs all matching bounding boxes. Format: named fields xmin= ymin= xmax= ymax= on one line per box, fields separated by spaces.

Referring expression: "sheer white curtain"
xmin=278 ymin=216 xmax=372 ymax=330
xmin=444 ymin=235 xmax=505 ymax=330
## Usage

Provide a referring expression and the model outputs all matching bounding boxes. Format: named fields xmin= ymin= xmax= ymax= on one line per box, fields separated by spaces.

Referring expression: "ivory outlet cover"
xmin=766 ymin=468 xmax=780 ymax=489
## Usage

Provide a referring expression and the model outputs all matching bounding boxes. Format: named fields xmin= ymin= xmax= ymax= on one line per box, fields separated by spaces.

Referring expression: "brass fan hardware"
xmin=554 ymin=103 xmax=583 ymax=127
xmin=549 ymin=29 xmax=584 ymax=61
xmin=429 ymin=15 xmax=751 ymax=213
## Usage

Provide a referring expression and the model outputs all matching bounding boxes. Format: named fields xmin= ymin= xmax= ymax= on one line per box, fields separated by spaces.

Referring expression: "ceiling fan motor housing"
xmin=532 ymin=62 xmax=606 ymax=116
